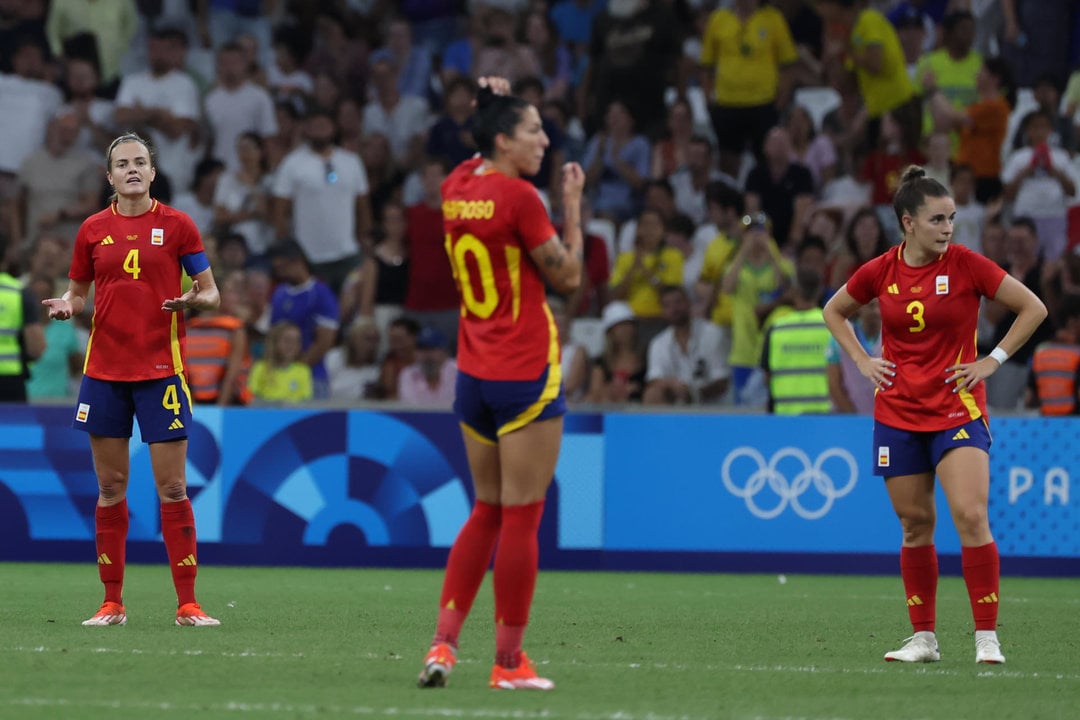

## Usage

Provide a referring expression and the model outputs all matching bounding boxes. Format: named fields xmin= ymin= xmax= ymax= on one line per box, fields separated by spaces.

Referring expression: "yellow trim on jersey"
xmin=954 ymin=348 xmax=982 ymax=420
xmin=170 ymin=312 xmax=184 ymax=374
xmin=82 ymin=313 xmax=96 ymax=373
xmin=497 ymin=302 xmax=563 ymax=436
xmin=460 ymin=421 xmax=497 ymax=446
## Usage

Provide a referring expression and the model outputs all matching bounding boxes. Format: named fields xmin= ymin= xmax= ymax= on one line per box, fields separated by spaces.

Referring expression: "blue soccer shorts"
xmin=872 ymin=416 xmax=992 ymax=477
xmin=454 ymin=364 xmax=567 ymax=444
xmin=73 ymin=374 xmax=193 ymax=443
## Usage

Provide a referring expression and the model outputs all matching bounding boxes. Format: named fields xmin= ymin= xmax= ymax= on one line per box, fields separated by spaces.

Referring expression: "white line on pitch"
xmin=5 ymin=698 xmax=712 ymax=720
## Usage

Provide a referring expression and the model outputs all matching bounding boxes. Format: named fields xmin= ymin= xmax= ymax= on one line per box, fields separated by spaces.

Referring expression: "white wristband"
xmin=989 ymin=347 xmax=1009 ymax=365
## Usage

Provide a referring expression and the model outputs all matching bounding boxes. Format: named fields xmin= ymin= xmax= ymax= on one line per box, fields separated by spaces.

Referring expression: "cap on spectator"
xmin=369 ymin=48 xmax=396 ymax=67
xmin=416 ymin=326 xmax=448 ymax=350
xmin=893 ymin=7 xmax=925 ymax=30
xmin=742 ymin=212 xmax=772 ymax=233
xmin=601 ymin=301 xmax=637 ymax=332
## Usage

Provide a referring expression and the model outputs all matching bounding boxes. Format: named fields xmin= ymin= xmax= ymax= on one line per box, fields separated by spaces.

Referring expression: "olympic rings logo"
xmin=721 ymin=447 xmax=859 ymax=520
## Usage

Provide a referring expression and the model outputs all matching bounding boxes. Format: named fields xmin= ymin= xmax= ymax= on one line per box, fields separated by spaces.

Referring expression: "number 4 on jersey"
xmin=123 ymin=248 xmax=141 ymax=280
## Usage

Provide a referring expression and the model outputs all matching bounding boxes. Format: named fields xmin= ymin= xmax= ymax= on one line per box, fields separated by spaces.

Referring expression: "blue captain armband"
xmin=181 ymin=251 xmax=210 ymax=276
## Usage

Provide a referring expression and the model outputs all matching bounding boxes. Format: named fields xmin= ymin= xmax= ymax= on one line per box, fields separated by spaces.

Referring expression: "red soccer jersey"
xmin=70 ymin=200 xmax=205 ymax=381
xmin=404 ymin=202 xmax=459 ymax=311
xmin=846 ymin=243 xmax=1007 ymax=431
xmin=441 ymin=157 xmax=558 ymax=380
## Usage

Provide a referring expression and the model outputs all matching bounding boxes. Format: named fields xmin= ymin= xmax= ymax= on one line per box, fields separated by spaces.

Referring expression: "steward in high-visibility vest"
xmin=1030 ymin=342 xmax=1080 ymax=415
xmin=185 ymin=314 xmax=251 ymax=404
xmin=0 ymin=270 xmax=45 ymax=402
xmin=763 ymin=269 xmax=832 ymax=414
xmin=1028 ymin=301 xmax=1080 ymax=416
xmin=0 ymin=272 xmax=23 ymax=378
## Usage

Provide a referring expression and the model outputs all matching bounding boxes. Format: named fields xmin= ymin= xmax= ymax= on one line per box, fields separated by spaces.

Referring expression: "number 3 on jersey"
xmin=445 ymin=233 xmax=521 ymax=321
xmin=123 ymin=248 xmax=141 ymax=280
xmin=906 ymin=300 xmax=925 ymax=332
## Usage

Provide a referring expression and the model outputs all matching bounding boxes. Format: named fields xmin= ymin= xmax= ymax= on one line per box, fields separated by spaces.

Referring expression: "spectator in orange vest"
xmin=1025 ymin=297 xmax=1080 ymax=415
xmin=185 ymin=271 xmax=252 ymax=405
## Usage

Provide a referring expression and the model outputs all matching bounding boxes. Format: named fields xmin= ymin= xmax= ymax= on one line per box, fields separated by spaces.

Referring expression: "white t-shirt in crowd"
xmin=115 ymin=69 xmax=202 ymax=192
xmin=204 ymin=81 xmax=278 ymax=170
xmin=646 ymin=318 xmax=731 ymax=403
xmin=0 ymin=74 xmax=63 ymax=173
xmin=1001 ymin=147 xmax=1080 ymax=219
xmin=271 ymin=145 xmax=370 ymax=263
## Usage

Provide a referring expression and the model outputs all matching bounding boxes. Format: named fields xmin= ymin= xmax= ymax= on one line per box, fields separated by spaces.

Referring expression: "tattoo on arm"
xmin=544 ymin=249 xmax=565 ymax=269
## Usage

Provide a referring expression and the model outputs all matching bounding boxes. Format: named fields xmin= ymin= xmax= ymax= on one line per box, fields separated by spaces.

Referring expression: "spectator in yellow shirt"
xmin=248 ymin=320 xmax=314 ymax=403
xmin=609 ymin=208 xmax=684 ymax=325
xmin=699 ymin=0 xmax=798 ymax=178
xmin=819 ymin=0 xmax=920 ymax=153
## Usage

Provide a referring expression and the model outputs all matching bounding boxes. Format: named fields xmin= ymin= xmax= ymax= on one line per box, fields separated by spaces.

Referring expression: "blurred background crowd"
xmin=2 ymin=0 xmax=1080 ymax=415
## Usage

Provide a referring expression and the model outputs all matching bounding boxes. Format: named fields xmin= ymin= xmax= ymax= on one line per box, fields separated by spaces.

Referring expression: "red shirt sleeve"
xmin=514 ymin=181 xmax=556 ymax=252
xmin=846 ymin=253 xmax=885 ymax=304
xmin=960 ymin=245 xmax=1007 ymax=298
xmin=174 ymin=211 xmax=205 ymax=257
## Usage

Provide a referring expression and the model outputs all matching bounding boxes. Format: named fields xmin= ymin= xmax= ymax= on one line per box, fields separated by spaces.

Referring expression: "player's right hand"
xmin=857 ymin=356 xmax=896 ymax=390
xmin=561 ymin=162 xmax=585 ymax=199
xmin=42 ymin=297 xmax=73 ymax=321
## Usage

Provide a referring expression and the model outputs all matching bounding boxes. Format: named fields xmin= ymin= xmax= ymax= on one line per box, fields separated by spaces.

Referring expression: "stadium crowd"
xmin=3 ymin=0 xmax=1080 ymax=414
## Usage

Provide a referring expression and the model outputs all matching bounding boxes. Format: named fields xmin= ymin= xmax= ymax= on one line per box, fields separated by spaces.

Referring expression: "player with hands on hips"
xmin=822 ymin=165 xmax=1046 ymax=665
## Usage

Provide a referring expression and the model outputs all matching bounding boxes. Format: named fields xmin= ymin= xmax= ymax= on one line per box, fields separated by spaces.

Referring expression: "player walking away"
xmin=43 ymin=133 xmax=222 ymax=628
xmin=417 ymin=77 xmax=585 ymax=690
xmin=823 ymin=166 xmax=1046 ymax=664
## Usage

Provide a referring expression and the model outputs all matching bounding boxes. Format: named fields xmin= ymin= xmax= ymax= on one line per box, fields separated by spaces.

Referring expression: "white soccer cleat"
xmin=82 ymin=601 xmax=127 ymax=626
xmin=176 ymin=602 xmax=221 ymax=626
xmin=975 ymin=635 xmax=1006 ymax=664
xmin=884 ymin=632 xmax=940 ymax=662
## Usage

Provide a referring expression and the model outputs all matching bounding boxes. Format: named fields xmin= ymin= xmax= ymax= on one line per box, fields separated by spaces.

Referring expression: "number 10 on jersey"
xmin=445 ymin=233 xmax=522 ymax=321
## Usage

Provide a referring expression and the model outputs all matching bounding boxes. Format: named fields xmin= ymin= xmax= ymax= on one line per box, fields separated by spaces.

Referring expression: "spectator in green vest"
xmin=761 ymin=267 xmax=832 ymax=414
xmin=0 ymin=243 xmax=46 ymax=402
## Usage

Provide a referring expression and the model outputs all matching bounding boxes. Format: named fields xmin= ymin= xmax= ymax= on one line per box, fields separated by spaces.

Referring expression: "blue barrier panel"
xmin=0 ymin=406 xmax=1076 ymax=574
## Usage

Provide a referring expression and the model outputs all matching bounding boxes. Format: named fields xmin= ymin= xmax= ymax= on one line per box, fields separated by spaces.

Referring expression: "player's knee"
xmin=897 ymin=509 xmax=935 ymax=542
xmin=156 ymin=479 xmax=188 ymax=503
xmin=951 ymin=504 xmax=989 ymax=536
xmin=97 ymin=472 xmax=128 ymax=501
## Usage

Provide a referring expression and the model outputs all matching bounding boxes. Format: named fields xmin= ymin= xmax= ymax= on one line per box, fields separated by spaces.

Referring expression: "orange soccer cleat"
xmin=81 ymin=601 xmax=127 ymax=626
xmin=417 ymin=642 xmax=457 ymax=688
xmin=489 ymin=652 xmax=554 ymax=690
xmin=175 ymin=602 xmax=220 ymax=626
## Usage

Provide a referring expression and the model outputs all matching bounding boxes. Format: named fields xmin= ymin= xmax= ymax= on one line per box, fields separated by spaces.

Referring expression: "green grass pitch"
xmin=1 ymin=562 xmax=1078 ymax=719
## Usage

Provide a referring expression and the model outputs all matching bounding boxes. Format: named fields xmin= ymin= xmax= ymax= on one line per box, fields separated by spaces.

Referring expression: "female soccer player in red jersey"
xmin=823 ymin=166 xmax=1047 ymax=665
xmin=417 ymin=77 xmax=585 ymax=691
xmin=42 ymin=133 xmax=222 ymax=628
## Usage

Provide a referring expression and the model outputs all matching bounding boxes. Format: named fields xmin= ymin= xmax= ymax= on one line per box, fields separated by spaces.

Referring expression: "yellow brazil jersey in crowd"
xmin=247 ymin=361 xmax=313 ymax=402
xmin=609 ymin=247 xmax=684 ymax=318
xmin=697 ymin=232 xmax=738 ymax=327
xmin=728 ymin=241 xmax=794 ymax=368
xmin=848 ymin=8 xmax=914 ymax=118
xmin=700 ymin=5 xmax=797 ymax=108
xmin=914 ymin=47 xmax=982 ymax=147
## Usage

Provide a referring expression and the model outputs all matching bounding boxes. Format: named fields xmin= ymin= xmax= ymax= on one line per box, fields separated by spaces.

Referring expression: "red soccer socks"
xmin=962 ymin=541 xmax=1000 ymax=631
xmin=161 ymin=499 xmax=198 ymax=607
xmin=900 ymin=544 xmax=938 ymax=632
xmin=434 ymin=501 xmax=502 ymax=647
xmin=95 ymin=500 xmax=129 ymax=604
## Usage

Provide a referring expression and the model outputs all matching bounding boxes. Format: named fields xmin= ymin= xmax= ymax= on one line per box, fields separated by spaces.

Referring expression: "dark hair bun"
xmin=476 ymin=85 xmax=498 ymax=111
xmin=900 ymin=165 xmax=927 ymax=185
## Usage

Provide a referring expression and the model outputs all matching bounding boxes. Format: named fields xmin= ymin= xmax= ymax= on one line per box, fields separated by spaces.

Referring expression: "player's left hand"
xmin=945 ymin=358 xmax=997 ymax=393
xmin=162 ymin=280 xmax=200 ymax=312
